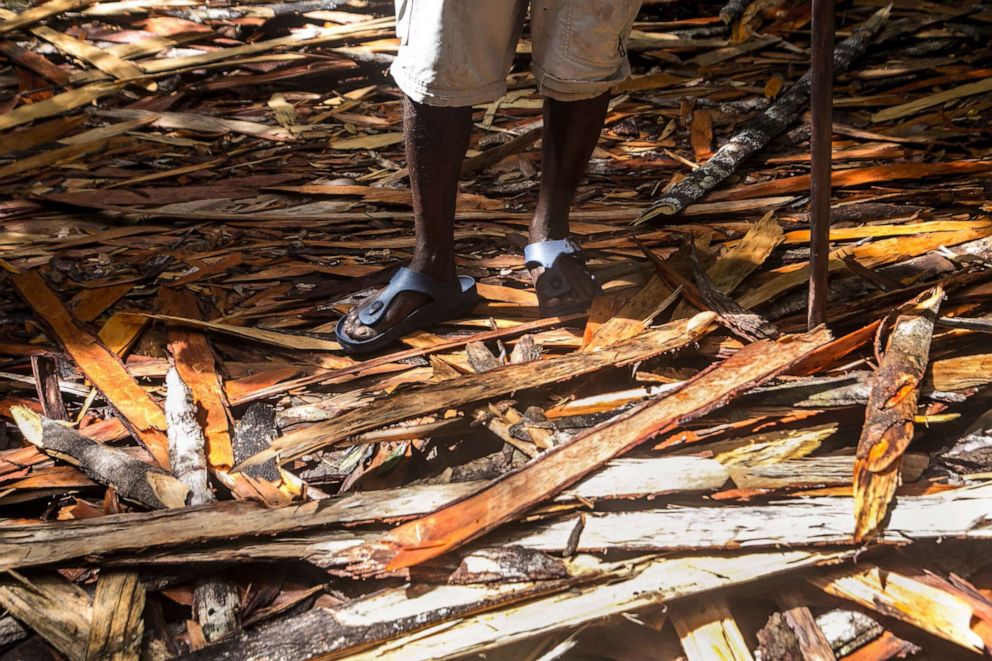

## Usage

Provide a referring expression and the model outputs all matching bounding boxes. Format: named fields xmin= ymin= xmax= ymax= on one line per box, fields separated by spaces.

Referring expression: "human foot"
xmin=339 ymin=289 xmax=430 ymax=342
xmin=524 ymin=239 xmax=601 ymax=316
xmin=335 ymin=267 xmax=478 ymax=354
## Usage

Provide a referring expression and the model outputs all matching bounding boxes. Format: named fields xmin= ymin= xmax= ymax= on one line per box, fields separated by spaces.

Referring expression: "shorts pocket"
xmin=561 ymin=0 xmax=638 ymax=68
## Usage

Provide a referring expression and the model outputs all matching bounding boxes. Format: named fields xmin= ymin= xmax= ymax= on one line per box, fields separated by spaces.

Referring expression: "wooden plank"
xmin=0 ymin=455 xmax=728 ymax=571
xmin=86 ymin=571 xmax=144 ymax=661
xmin=730 ymin=453 xmax=928 ymax=490
xmin=776 ymin=587 xmax=835 ymax=661
xmin=0 ymin=574 xmax=91 ymax=661
xmin=342 ymin=551 xmax=851 ymax=661
xmin=810 ymin=561 xmax=992 ymax=654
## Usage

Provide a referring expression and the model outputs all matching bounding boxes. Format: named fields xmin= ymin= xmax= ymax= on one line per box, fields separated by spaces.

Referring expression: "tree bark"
xmin=853 ymin=286 xmax=944 ymax=541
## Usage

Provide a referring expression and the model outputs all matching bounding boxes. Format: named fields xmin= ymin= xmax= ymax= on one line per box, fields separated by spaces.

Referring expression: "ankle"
xmin=409 ymin=253 xmax=456 ymax=282
xmin=529 ymin=221 xmax=568 ymax=244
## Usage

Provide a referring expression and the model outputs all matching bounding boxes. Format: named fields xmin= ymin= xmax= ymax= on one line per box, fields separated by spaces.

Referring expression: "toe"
xmin=338 ymin=289 xmax=433 ymax=344
xmin=350 ymin=323 xmax=374 ymax=340
xmin=340 ymin=306 xmax=366 ymax=340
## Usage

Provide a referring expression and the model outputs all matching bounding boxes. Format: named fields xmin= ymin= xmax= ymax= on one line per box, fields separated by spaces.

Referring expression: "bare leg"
xmin=341 ymin=96 xmax=473 ymax=341
xmin=528 ymin=92 xmax=610 ymax=312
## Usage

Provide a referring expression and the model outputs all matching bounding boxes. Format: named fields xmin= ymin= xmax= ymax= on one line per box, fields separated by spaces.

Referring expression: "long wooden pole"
xmin=808 ymin=0 xmax=836 ymax=328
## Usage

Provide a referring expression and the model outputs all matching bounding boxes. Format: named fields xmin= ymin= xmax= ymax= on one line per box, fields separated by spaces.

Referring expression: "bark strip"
xmin=810 ymin=560 xmax=992 ymax=654
xmin=775 ymin=587 xmax=835 ymax=661
xmin=0 ymin=456 xmax=728 ymax=571
xmin=116 ymin=484 xmax=992 ymax=569
xmin=671 ymin=596 xmax=753 ymax=661
xmin=162 ymin=288 xmax=235 ymax=471
xmin=853 ymin=286 xmax=944 ymax=541
xmin=86 ymin=570 xmax=145 ymax=661
xmin=183 ymin=550 xmax=849 ymax=661
xmin=0 ymin=574 xmax=92 ymax=661
xmin=11 ymin=270 xmax=171 ymax=468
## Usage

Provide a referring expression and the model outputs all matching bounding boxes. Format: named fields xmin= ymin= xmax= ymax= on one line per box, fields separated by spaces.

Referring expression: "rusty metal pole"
xmin=807 ymin=0 xmax=835 ymax=329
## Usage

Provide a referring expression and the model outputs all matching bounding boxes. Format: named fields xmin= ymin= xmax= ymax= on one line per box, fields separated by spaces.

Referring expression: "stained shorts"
xmin=391 ymin=0 xmax=643 ymax=107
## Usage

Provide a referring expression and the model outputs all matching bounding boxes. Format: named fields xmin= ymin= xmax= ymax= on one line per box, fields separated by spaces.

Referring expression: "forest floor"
xmin=3 ymin=0 xmax=992 ymax=659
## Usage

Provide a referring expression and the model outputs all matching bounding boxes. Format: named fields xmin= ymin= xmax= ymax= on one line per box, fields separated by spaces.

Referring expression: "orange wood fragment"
xmin=70 ymin=283 xmax=132 ymax=322
xmin=11 ymin=270 xmax=170 ymax=468
xmin=788 ymin=320 xmax=881 ymax=376
xmin=690 ymin=109 xmax=714 ymax=161
xmin=160 ymin=288 xmax=235 ymax=471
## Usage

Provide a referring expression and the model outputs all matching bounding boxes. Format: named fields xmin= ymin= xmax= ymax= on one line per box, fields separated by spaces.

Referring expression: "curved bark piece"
xmin=853 ymin=286 xmax=944 ymax=542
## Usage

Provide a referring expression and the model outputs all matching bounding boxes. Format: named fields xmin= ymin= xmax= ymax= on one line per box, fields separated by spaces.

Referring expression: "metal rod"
xmin=807 ymin=0 xmax=836 ymax=329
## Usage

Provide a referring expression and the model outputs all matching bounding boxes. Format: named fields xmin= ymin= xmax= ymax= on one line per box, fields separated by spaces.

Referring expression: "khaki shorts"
xmin=391 ymin=0 xmax=642 ymax=107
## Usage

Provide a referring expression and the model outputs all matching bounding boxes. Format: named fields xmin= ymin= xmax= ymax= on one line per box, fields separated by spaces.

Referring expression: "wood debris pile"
xmin=3 ymin=0 xmax=992 ymax=658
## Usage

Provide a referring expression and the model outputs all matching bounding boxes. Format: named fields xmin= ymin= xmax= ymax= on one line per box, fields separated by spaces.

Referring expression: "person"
xmin=336 ymin=0 xmax=643 ymax=353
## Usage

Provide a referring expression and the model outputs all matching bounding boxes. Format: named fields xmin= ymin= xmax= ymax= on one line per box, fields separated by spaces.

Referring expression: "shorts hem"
xmin=391 ymin=65 xmax=508 ymax=107
xmin=533 ymin=60 xmax=631 ymax=101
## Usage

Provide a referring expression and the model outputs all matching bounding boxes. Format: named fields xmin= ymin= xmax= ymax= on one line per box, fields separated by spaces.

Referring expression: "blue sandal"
xmin=524 ymin=239 xmax=601 ymax=316
xmin=335 ymin=267 xmax=478 ymax=355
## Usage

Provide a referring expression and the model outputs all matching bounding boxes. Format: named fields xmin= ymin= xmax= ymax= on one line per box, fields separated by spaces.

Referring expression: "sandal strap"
xmin=357 ymin=267 xmax=461 ymax=326
xmin=525 ymin=238 xmax=597 ymax=300
xmin=524 ymin=238 xmax=583 ymax=270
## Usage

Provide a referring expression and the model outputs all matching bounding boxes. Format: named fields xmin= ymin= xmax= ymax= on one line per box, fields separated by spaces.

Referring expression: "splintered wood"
xmin=853 ymin=286 xmax=944 ymax=541
xmin=347 ymin=327 xmax=830 ymax=575
xmin=2 ymin=0 xmax=992 ymax=659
